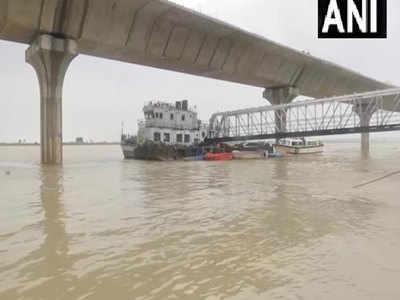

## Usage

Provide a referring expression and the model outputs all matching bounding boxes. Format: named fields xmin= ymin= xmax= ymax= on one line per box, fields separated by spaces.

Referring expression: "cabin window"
xmin=176 ymin=134 xmax=183 ymax=143
xmin=184 ymin=134 xmax=190 ymax=143
xmin=182 ymin=114 xmax=185 ymax=121
xmin=159 ymin=113 xmax=163 ymax=119
xmin=155 ymin=112 xmax=159 ymax=118
xmin=194 ymin=138 xmax=200 ymax=145
xmin=153 ymin=132 xmax=161 ymax=142
xmin=164 ymin=133 xmax=170 ymax=143
xmin=202 ymin=132 xmax=206 ymax=138
xmin=170 ymin=113 xmax=174 ymax=120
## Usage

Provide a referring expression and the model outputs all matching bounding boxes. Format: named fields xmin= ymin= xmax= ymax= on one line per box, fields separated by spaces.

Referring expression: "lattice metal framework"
xmin=209 ymin=88 xmax=400 ymax=142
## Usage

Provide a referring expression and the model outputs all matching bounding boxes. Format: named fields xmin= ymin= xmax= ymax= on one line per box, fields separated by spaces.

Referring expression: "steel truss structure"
xmin=208 ymin=88 xmax=400 ymax=142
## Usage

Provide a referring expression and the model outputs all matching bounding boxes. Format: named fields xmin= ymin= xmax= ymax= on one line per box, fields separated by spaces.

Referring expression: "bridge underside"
xmin=0 ymin=0 xmax=393 ymax=98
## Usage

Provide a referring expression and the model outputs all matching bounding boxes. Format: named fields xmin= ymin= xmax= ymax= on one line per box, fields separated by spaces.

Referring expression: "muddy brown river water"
xmin=1 ymin=142 xmax=400 ymax=299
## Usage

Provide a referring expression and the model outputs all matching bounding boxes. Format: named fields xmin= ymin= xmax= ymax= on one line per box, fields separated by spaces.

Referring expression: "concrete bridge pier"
xmin=263 ymin=86 xmax=299 ymax=141
xmin=26 ymin=35 xmax=77 ymax=164
xmin=354 ymin=103 xmax=376 ymax=155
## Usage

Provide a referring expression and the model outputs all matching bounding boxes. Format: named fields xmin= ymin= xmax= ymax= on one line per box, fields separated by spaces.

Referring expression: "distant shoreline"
xmin=0 ymin=143 xmax=120 ymax=146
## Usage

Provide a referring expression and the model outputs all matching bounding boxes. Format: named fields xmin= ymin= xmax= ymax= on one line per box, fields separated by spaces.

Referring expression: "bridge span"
xmin=208 ymin=88 xmax=400 ymax=153
xmin=0 ymin=0 xmax=396 ymax=163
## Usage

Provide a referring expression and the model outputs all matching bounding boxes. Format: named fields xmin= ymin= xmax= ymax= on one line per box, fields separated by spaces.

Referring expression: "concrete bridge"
xmin=0 ymin=0 xmax=395 ymax=163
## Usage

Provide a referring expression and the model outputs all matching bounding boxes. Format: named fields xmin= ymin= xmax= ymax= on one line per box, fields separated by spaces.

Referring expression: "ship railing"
xmin=121 ymin=133 xmax=137 ymax=143
xmin=143 ymin=101 xmax=176 ymax=110
xmin=143 ymin=101 xmax=197 ymax=113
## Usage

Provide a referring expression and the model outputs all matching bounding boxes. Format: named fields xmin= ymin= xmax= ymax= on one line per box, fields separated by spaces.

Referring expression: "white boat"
xmin=274 ymin=138 xmax=324 ymax=155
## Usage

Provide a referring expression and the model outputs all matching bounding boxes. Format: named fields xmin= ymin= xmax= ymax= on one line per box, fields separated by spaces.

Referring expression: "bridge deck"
xmin=0 ymin=0 xmax=393 ymax=100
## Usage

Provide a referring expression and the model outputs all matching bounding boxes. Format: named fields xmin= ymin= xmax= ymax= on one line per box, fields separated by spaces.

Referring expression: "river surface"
xmin=1 ymin=142 xmax=400 ymax=300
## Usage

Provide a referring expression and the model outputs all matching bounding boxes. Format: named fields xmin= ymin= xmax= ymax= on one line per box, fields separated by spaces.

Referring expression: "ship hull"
xmin=121 ymin=142 xmax=195 ymax=161
xmin=134 ymin=143 xmax=180 ymax=161
xmin=275 ymin=144 xmax=324 ymax=155
xmin=183 ymin=155 xmax=205 ymax=161
xmin=121 ymin=144 xmax=137 ymax=159
xmin=205 ymin=152 xmax=233 ymax=161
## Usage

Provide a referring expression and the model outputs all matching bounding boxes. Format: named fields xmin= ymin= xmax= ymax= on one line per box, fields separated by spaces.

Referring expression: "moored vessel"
xmin=121 ymin=100 xmax=208 ymax=160
xmin=274 ymin=138 xmax=324 ymax=155
xmin=232 ymin=142 xmax=273 ymax=159
xmin=232 ymin=150 xmax=265 ymax=159
xmin=205 ymin=152 xmax=233 ymax=161
xmin=184 ymin=155 xmax=205 ymax=161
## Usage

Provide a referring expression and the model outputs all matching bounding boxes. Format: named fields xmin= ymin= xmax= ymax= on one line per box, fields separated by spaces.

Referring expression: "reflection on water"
xmin=40 ymin=166 xmax=67 ymax=274
xmin=0 ymin=166 xmax=70 ymax=299
xmin=34 ymin=166 xmax=69 ymax=298
xmin=1 ymin=143 xmax=400 ymax=299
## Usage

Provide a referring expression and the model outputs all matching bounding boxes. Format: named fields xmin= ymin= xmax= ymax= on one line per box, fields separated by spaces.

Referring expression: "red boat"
xmin=205 ymin=152 xmax=233 ymax=161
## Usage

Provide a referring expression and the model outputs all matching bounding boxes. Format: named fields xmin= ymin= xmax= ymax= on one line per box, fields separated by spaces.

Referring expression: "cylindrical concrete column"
xmin=26 ymin=35 xmax=77 ymax=164
xmin=263 ymin=86 xmax=299 ymax=142
xmin=354 ymin=103 xmax=376 ymax=156
xmin=360 ymin=114 xmax=371 ymax=155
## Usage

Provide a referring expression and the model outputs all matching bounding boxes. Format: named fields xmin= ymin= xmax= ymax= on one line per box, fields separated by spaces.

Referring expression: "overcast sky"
xmin=0 ymin=0 xmax=399 ymax=143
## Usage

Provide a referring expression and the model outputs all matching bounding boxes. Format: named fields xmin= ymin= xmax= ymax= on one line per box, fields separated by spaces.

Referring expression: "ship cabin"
xmin=278 ymin=138 xmax=323 ymax=148
xmin=138 ymin=100 xmax=208 ymax=145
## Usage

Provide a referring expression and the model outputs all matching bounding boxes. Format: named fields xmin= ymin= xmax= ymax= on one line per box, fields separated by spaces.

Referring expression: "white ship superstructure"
xmin=137 ymin=100 xmax=208 ymax=145
xmin=121 ymin=100 xmax=208 ymax=160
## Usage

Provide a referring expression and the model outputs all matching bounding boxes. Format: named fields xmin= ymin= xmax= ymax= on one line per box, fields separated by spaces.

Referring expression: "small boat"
xmin=205 ymin=152 xmax=233 ymax=161
xmin=232 ymin=142 xmax=271 ymax=159
xmin=274 ymin=138 xmax=324 ymax=155
xmin=268 ymin=152 xmax=285 ymax=158
xmin=184 ymin=155 xmax=205 ymax=161
xmin=232 ymin=150 xmax=266 ymax=159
